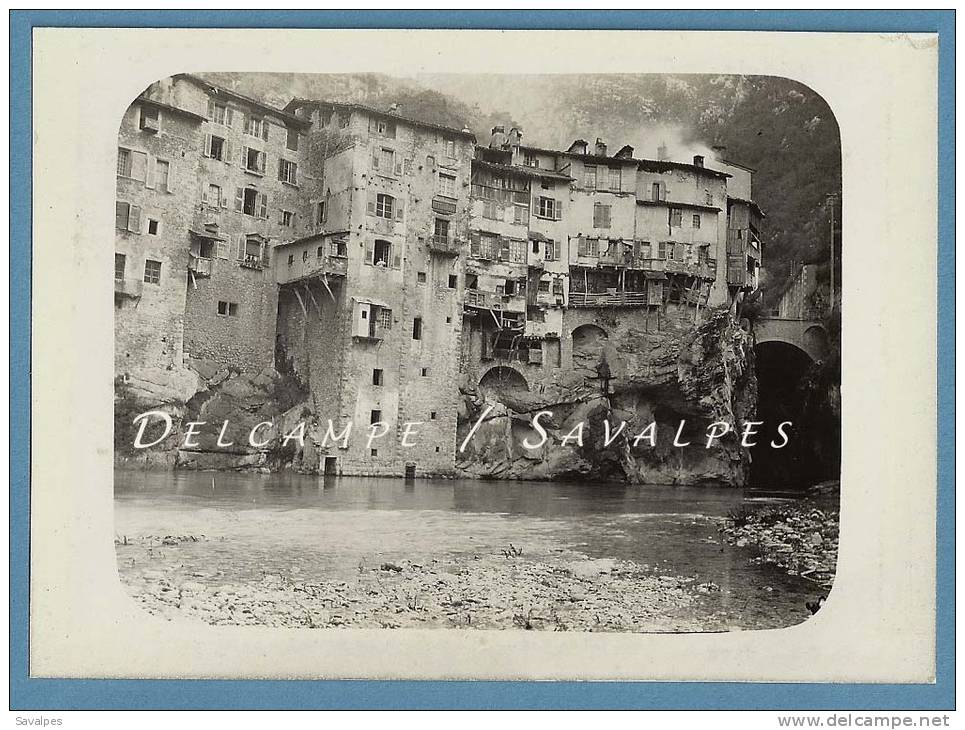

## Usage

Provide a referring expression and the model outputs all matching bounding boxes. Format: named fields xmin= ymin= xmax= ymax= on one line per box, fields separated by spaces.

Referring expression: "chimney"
xmin=693 ymin=155 xmax=704 ymax=168
xmin=489 ymin=125 xmax=507 ymax=149
xmin=508 ymin=127 xmax=522 ymax=147
xmin=594 ymin=138 xmax=607 ymax=157
xmin=614 ymin=144 xmax=634 ymax=160
xmin=657 ymin=142 xmax=669 ymax=161
xmin=711 ymin=144 xmax=727 ymax=161
xmin=567 ymin=138 xmax=589 ymax=155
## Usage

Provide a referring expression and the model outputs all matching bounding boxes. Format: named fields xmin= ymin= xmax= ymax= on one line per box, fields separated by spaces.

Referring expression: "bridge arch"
xmin=754 ymin=318 xmax=827 ymax=362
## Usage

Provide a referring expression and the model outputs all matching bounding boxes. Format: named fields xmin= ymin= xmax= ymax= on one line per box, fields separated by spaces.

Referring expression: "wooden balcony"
xmin=277 ymin=252 xmax=348 ymax=285
xmin=463 ymin=289 xmax=527 ymax=313
xmin=188 ymin=256 xmax=212 ymax=278
xmin=428 ymin=234 xmax=459 ymax=257
xmin=568 ymin=290 xmax=650 ymax=308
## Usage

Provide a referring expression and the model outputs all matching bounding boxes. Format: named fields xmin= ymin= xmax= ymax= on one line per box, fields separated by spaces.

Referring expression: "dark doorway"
xmin=323 ymin=456 xmax=338 ymax=476
xmin=404 ymin=463 xmax=417 ymax=480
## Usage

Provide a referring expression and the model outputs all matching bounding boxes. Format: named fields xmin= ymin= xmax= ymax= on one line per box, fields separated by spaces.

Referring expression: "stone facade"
xmin=115 ymin=78 xmax=765 ymax=484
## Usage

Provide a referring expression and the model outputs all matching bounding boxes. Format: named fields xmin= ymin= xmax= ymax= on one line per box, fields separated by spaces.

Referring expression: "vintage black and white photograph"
xmin=112 ymin=71 xmax=842 ymax=634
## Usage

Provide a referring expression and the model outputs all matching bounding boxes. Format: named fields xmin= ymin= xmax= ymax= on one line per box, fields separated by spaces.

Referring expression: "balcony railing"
xmin=114 ymin=277 xmax=143 ymax=298
xmin=240 ymin=254 xmax=267 ymax=270
xmin=568 ymin=290 xmax=651 ymax=308
xmin=428 ymin=234 xmax=459 ymax=256
xmin=463 ymin=289 xmax=526 ymax=312
xmin=188 ymin=256 xmax=212 ymax=277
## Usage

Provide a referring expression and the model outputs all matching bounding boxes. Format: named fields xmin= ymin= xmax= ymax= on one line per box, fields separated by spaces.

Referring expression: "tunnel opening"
xmin=751 ymin=340 xmax=829 ymax=490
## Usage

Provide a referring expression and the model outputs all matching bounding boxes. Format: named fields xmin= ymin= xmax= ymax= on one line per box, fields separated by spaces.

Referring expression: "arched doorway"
xmin=571 ymin=324 xmax=608 ymax=372
xmin=478 ymin=366 xmax=528 ymax=401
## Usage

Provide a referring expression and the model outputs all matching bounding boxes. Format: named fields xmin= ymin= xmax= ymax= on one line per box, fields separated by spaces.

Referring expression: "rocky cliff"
xmin=455 ymin=309 xmax=757 ymax=486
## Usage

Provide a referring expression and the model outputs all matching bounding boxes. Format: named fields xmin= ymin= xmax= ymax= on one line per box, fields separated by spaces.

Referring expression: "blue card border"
xmin=9 ymin=9 xmax=955 ymax=711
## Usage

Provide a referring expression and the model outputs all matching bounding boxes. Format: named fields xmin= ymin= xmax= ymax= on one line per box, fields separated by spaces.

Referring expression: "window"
xmin=206 ymin=135 xmax=228 ymax=162
xmin=537 ymin=196 xmax=559 ymax=220
xmin=532 ymin=240 xmax=540 ymax=255
xmin=438 ymin=172 xmax=457 ymax=198
xmin=509 ymin=239 xmax=526 ymax=263
xmin=236 ymin=187 xmax=267 ymax=218
xmin=216 ymin=240 xmax=229 ymax=259
xmin=538 ymin=280 xmax=550 ymax=292
xmin=244 ymin=115 xmax=268 ymax=140
xmin=371 ymin=449 xmax=379 ymax=457
xmin=482 ymin=199 xmax=498 ymax=220
xmin=373 ymin=119 xmax=396 ymax=137
xmin=417 ymin=271 xmax=427 ymax=283
xmin=448 ymin=274 xmax=458 ymax=288
xmin=375 ymin=194 xmax=394 ymax=219
xmin=430 ymin=411 xmax=437 ymax=420
xmin=412 ymin=317 xmax=423 ymax=340
xmin=143 ymin=259 xmax=161 ymax=285
xmin=287 ymin=254 xmax=294 ymax=266
xmin=478 ymin=232 xmax=497 ymax=259
xmin=302 ymin=250 xmax=309 ymax=263
xmin=205 ymin=184 xmax=222 ymax=207
xmin=286 ymin=128 xmax=300 ymax=151
xmin=373 ymin=239 xmax=392 ymax=266
xmin=443 ymin=138 xmax=456 ymax=158
xmin=514 ymin=204 xmax=529 ymax=225
xmin=421 ymin=367 xmax=429 ymax=377
xmin=316 ymin=201 xmax=326 ymax=225
xmin=217 ymin=301 xmax=239 ymax=316
xmin=115 ymin=201 xmax=141 ymax=233
xmin=114 ymin=253 xmax=126 ymax=281
xmin=578 ymin=237 xmax=600 ymax=257
xmin=210 ymin=102 xmax=231 ymax=126
xmin=693 ymin=214 xmax=701 ymax=229
xmin=242 ymin=188 xmax=257 ymax=216
xmin=337 ymin=111 xmax=350 ymax=128
xmin=608 ymin=168 xmax=621 ymax=191
xmin=317 ymin=245 xmax=324 ymax=258
xmin=373 ymin=369 xmax=384 ymax=386
xmin=139 ymin=105 xmax=159 ymax=131
xmin=370 ymin=409 xmax=382 ymax=425
xmin=243 ymin=147 xmax=266 ymax=174
xmin=433 ymin=218 xmax=449 ymax=243
xmin=545 ymin=239 xmax=558 ymax=261
xmin=705 ymin=190 xmax=713 ymax=205
xmin=147 ymin=219 xmax=159 ymax=235
xmin=670 ymin=208 xmax=683 ymax=227
xmin=281 ymin=210 xmax=295 ymax=227
xmin=504 ymin=280 xmax=517 ymax=296
xmin=372 ymin=147 xmax=397 ymax=174
xmin=331 ymin=237 xmax=347 ymax=257
xmin=651 ymin=181 xmax=665 ymax=202
xmin=523 ymin=152 xmax=539 ymax=168
xmin=583 ymin=165 xmax=597 ymax=189
xmin=155 ymin=160 xmax=170 ymax=192
xmin=117 ymin=147 xmax=147 ymax=181
xmin=593 ymin=203 xmax=612 ymax=228
xmin=376 ymin=307 xmax=392 ymax=329
xmin=278 ymin=158 xmax=297 ymax=185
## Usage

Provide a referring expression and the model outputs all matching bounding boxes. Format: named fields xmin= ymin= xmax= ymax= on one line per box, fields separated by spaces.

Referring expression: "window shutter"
xmin=145 ymin=157 xmax=156 ymax=189
xmin=364 ymin=240 xmax=374 ymax=265
xmin=240 ymin=146 xmax=248 ymax=169
xmin=532 ymin=196 xmax=539 ymax=213
xmin=278 ymin=158 xmax=285 ymax=181
xmin=225 ymin=108 xmax=233 ymax=128
xmin=201 ymin=183 xmax=209 ymax=205
xmin=115 ymin=201 xmax=129 ymax=230
xmin=207 ymin=99 xmax=215 ymax=119
xmin=371 ymin=149 xmax=380 ymax=170
xmin=395 ymin=200 xmax=404 ymax=220
xmin=394 ymin=156 xmax=403 ymax=176
xmin=237 ymin=234 xmax=245 ymax=260
xmin=203 ymin=134 xmax=212 ymax=158
xmin=404 ymin=158 xmax=412 ymax=175
xmin=470 ymin=231 xmax=480 ymax=257
xmin=223 ymin=139 xmax=233 ymax=164
xmin=259 ymin=193 xmax=268 ymax=219
xmin=392 ymin=248 xmax=401 ymax=269
xmin=259 ymin=151 xmax=267 ymax=174
xmin=165 ymin=161 xmax=175 ymax=192
xmin=578 ymin=236 xmax=587 ymax=257
xmin=220 ymin=189 xmax=229 ymax=209
xmin=366 ymin=192 xmax=376 ymax=216
xmin=234 ymin=187 xmax=243 ymax=212
xmin=262 ymin=122 xmax=269 ymax=142
xmin=128 ymin=205 xmax=142 ymax=233
xmin=243 ymin=115 xmax=250 ymax=135
xmin=131 ymin=152 xmax=147 ymax=182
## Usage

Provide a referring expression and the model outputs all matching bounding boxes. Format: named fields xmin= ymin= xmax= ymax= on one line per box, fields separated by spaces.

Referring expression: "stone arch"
xmin=803 ymin=325 xmax=829 ymax=361
xmin=571 ymin=323 xmax=609 ymax=372
xmin=478 ymin=365 xmax=528 ymax=400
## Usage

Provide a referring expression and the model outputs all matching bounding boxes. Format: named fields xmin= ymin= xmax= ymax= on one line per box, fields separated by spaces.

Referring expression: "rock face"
xmin=455 ymin=309 xmax=757 ymax=486
xmin=114 ymin=357 xmax=312 ymax=471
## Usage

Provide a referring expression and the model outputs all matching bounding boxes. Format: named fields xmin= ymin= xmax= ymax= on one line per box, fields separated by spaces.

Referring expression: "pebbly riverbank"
xmin=114 ymin=533 xmax=808 ymax=632
xmin=718 ymin=501 xmax=839 ymax=589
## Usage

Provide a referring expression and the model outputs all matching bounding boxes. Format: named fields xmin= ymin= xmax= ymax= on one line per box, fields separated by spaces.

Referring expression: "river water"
xmin=114 ymin=469 xmax=823 ymax=632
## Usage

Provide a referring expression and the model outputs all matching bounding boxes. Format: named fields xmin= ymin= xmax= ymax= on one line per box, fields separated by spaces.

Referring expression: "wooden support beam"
xmin=292 ymin=286 xmax=307 ymax=316
xmin=304 ymin=282 xmax=322 ymax=315
xmin=320 ymin=273 xmax=336 ymax=302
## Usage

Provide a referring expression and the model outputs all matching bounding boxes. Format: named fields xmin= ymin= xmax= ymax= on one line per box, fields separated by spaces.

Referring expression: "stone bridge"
xmin=753 ymin=317 xmax=829 ymax=362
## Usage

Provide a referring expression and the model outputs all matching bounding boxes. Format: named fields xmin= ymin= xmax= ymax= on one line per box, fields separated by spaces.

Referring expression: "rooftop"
xmin=176 ymin=74 xmax=310 ymax=128
xmin=284 ymin=98 xmax=477 ymax=141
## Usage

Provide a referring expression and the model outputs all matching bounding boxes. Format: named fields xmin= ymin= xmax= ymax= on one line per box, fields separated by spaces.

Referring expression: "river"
xmin=114 ymin=469 xmax=824 ymax=632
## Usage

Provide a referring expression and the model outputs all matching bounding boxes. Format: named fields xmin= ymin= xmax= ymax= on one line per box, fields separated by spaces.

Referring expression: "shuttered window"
xmin=593 ymin=203 xmax=611 ymax=229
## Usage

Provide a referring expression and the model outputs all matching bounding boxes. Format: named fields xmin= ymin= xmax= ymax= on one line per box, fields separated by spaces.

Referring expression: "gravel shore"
xmin=115 ymin=534 xmax=777 ymax=632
